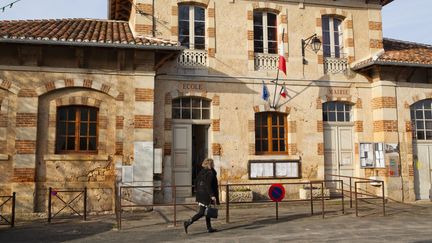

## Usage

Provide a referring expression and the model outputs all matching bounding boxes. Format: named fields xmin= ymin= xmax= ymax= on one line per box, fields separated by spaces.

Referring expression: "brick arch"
xmin=406 ymin=93 xmax=432 ymax=107
xmin=169 ymin=90 xmax=208 ymax=100
xmin=0 ymin=78 xmax=20 ymax=94
xmin=253 ymin=104 xmax=291 ymax=114
xmin=177 ymin=0 xmax=209 ymax=7
xmin=252 ymin=2 xmax=282 ymax=13
xmin=35 ymin=79 xmax=121 ymax=99
xmin=319 ymin=8 xmax=349 ymax=19
xmin=318 ymin=95 xmax=354 ymax=104
xmin=55 ymin=96 xmax=103 ymax=108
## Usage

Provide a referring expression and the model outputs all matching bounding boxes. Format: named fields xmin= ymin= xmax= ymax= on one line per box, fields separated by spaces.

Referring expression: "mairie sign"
xmin=268 ymin=184 xmax=285 ymax=202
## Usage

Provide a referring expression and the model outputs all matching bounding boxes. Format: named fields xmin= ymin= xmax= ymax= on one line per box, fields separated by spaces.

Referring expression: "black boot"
xmin=183 ymin=219 xmax=192 ymax=234
xmin=207 ymin=227 xmax=218 ymax=233
xmin=206 ymin=217 xmax=217 ymax=233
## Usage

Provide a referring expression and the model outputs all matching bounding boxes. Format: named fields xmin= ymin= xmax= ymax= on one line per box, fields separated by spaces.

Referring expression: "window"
xmin=249 ymin=160 xmax=300 ymax=179
xmin=56 ymin=106 xmax=98 ymax=153
xmin=178 ymin=5 xmax=205 ymax=50
xmin=255 ymin=112 xmax=287 ymax=154
xmin=253 ymin=11 xmax=277 ymax=54
xmin=172 ymin=97 xmax=210 ymax=119
xmin=322 ymin=102 xmax=351 ymax=122
xmin=411 ymin=100 xmax=432 ymax=140
xmin=322 ymin=16 xmax=344 ymax=58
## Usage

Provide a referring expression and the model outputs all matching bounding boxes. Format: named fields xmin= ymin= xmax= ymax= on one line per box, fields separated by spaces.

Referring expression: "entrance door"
xmin=414 ymin=143 xmax=432 ymax=200
xmin=324 ymin=125 xmax=354 ymax=187
xmin=173 ymin=124 xmax=209 ymax=197
xmin=192 ymin=125 xmax=209 ymax=192
xmin=173 ymin=124 xmax=192 ymax=197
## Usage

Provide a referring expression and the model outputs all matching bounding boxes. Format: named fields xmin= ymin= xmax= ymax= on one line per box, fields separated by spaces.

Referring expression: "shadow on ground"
xmin=0 ymin=218 xmax=114 ymax=243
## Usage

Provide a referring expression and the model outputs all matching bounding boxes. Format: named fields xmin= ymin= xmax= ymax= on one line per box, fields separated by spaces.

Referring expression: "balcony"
xmin=324 ymin=56 xmax=349 ymax=74
xmin=254 ymin=53 xmax=278 ymax=71
xmin=177 ymin=49 xmax=208 ymax=68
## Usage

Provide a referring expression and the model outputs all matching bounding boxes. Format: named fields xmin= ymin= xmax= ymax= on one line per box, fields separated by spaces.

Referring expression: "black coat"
xmin=211 ymin=168 xmax=220 ymax=205
xmin=195 ymin=168 xmax=219 ymax=205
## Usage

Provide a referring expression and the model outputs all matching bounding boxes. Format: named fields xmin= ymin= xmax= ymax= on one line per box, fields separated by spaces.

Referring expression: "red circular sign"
xmin=268 ymin=184 xmax=285 ymax=202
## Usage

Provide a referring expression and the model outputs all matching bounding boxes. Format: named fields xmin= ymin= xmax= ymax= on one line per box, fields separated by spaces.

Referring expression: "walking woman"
xmin=184 ymin=158 xmax=219 ymax=234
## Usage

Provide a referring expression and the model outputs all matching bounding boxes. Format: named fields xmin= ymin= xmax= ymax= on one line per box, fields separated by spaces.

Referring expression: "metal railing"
xmin=115 ymin=180 xmax=345 ymax=230
xmin=254 ymin=53 xmax=278 ymax=71
xmin=324 ymin=57 xmax=348 ymax=74
xmin=330 ymin=174 xmax=385 ymax=216
xmin=177 ymin=49 xmax=208 ymax=67
xmin=0 ymin=192 xmax=16 ymax=227
xmin=48 ymin=187 xmax=87 ymax=223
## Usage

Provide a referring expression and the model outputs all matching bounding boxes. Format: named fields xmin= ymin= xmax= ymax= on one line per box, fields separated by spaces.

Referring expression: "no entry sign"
xmin=268 ymin=184 xmax=285 ymax=202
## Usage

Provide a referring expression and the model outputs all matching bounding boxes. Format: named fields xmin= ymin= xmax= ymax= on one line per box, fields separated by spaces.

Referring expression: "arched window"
xmin=322 ymin=102 xmax=351 ymax=122
xmin=178 ymin=5 xmax=205 ymax=50
xmin=322 ymin=16 xmax=344 ymax=58
xmin=172 ymin=97 xmax=210 ymax=119
xmin=253 ymin=11 xmax=278 ymax=54
xmin=411 ymin=100 xmax=432 ymax=140
xmin=56 ymin=106 xmax=98 ymax=153
xmin=255 ymin=112 xmax=287 ymax=154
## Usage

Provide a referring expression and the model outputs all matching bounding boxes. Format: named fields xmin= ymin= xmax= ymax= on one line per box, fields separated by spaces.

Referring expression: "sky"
xmin=0 ymin=0 xmax=431 ymax=44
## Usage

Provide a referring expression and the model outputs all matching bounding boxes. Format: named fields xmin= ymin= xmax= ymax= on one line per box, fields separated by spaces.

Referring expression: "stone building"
xmin=1 ymin=0 xmax=432 ymax=215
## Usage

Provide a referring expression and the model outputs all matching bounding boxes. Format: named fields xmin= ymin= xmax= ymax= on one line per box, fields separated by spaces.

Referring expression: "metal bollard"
xmin=11 ymin=192 xmax=16 ymax=227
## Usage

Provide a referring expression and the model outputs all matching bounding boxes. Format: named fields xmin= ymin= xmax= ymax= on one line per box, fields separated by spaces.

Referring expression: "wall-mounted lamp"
xmin=301 ymin=34 xmax=321 ymax=64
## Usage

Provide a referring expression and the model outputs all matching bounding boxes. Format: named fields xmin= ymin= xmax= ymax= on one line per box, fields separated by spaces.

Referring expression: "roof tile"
xmin=0 ymin=18 xmax=179 ymax=48
xmin=379 ymin=38 xmax=432 ymax=65
xmin=353 ymin=38 xmax=432 ymax=69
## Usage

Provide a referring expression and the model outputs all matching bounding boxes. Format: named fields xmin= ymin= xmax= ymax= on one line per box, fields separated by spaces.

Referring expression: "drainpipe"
xmin=152 ymin=0 xmax=155 ymax=37
xmin=395 ymin=86 xmax=405 ymax=202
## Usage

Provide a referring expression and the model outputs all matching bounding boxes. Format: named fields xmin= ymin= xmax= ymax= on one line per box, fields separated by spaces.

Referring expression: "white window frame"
xmin=322 ymin=101 xmax=352 ymax=122
xmin=322 ymin=16 xmax=344 ymax=58
xmin=179 ymin=5 xmax=205 ymax=50
xmin=254 ymin=11 xmax=278 ymax=54
xmin=411 ymin=100 xmax=432 ymax=140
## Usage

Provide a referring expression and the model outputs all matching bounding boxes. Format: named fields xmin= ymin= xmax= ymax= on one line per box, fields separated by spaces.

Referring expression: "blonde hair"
xmin=201 ymin=158 xmax=214 ymax=169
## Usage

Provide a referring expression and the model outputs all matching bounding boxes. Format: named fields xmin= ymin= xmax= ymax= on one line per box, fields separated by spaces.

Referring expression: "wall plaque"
xmin=179 ymin=83 xmax=206 ymax=92
xmin=327 ymin=88 xmax=351 ymax=99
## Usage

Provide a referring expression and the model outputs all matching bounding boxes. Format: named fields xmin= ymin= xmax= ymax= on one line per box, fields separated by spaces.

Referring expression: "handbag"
xmin=204 ymin=202 xmax=218 ymax=219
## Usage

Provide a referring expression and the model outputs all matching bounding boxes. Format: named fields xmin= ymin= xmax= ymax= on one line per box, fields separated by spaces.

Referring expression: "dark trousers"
xmin=190 ymin=205 xmax=211 ymax=229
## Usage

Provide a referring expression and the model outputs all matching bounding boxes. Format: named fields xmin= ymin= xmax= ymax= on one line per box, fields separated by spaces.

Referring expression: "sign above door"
xmin=179 ymin=82 xmax=206 ymax=92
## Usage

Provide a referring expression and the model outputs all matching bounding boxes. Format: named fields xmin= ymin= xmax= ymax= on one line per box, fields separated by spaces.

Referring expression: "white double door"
xmin=414 ymin=142 xmax=432 ymax=200
xmin=324 ymin=125 xmax=354 ymax=185
xmin=172 ymin=123 xmax=209 ymax=197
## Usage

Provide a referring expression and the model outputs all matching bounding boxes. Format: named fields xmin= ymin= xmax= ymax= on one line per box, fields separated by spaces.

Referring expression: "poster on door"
xmin=385 ymin=143 xmax=400 ymax=177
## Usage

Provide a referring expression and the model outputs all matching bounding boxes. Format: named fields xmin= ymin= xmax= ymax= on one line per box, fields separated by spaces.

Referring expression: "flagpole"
xmin=272 ymin=66 xmax=280 ymax=109
xmin=274 ymin=82 xmax=284 ymax=109
xmin=272 ymin=29 xmax=284 ymax=109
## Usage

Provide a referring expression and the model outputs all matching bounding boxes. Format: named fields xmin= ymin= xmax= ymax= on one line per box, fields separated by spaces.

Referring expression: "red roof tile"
xmin=380 ymin=38 xmax=432 ymax=64
xmin=0 ymin=18 xmax=180 ymax=49
xmin=353 ymin=38 xmax=432 ymax=70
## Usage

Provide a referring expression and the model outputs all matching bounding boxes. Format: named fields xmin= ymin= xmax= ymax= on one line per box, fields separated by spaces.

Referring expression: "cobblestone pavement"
xmin=1 ymin=200 xmax=432 ymax=243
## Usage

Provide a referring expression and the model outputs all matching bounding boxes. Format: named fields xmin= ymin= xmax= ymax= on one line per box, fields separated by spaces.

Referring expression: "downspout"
xmin=152 ymin=0 xmax=155 ymax=37
xmin=395 ymin=86 xmax=405 ymax=202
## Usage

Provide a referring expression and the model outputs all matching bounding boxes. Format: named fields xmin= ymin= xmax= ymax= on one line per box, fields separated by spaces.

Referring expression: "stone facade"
xmin=1 ymin=0 xmax=431 ymax=217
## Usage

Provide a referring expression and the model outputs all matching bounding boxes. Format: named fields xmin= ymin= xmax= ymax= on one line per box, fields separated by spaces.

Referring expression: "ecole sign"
xmin=179 ymin=83 xmax=205 ymax=91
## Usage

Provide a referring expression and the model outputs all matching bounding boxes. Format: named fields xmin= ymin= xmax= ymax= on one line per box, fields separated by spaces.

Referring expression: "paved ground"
xmin=1 ymin=200 xmax=432 ymax=242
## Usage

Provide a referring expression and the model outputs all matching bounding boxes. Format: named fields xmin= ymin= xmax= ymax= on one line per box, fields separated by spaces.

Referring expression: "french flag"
xmin=278 ymin=30 xmax=287 ymax=76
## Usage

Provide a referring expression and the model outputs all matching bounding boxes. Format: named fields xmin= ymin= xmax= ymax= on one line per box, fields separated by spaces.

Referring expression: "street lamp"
xmin=301 ymin=34 xmax=321 ymax=64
